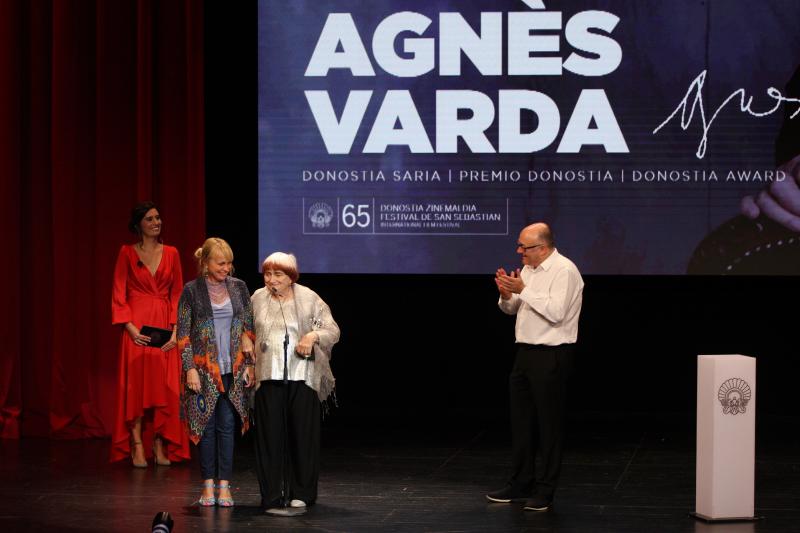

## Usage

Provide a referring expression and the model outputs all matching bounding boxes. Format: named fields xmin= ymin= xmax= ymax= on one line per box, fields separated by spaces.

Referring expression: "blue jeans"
xmin=199 ymin=373 xmax=235 ymax=480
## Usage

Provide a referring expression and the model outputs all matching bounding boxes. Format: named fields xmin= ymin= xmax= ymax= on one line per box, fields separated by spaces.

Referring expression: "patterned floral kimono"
xmin=177 ymin=276 xmax=255 ymax=443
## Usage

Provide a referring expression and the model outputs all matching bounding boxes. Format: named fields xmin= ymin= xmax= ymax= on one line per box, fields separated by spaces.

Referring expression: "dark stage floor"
xmin=1 ymin=412 xmax=798 ymax=532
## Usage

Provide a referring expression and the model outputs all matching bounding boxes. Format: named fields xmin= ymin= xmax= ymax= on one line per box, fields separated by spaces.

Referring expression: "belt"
xmin=517 ymin=343 xmax=574 ymax=351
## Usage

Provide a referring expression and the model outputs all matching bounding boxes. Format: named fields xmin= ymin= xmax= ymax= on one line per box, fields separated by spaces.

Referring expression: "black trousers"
xmin=508 ymin=343 xmax=575 ymax=498
xmin=253 ymin=380 xmax=320 ymax=507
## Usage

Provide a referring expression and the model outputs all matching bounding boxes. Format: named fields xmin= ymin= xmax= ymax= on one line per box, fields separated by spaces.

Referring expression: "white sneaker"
xmin=289 ymin=499 xmax=306 ymax=508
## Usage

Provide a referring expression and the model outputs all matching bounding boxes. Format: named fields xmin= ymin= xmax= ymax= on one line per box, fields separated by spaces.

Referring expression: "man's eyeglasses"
xmin=517 ymin=243 xmax=545 ymax=251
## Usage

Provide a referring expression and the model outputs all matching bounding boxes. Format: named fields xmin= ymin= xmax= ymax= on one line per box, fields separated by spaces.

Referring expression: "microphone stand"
xmin=266 ymin=289 xmax=306 ymax=517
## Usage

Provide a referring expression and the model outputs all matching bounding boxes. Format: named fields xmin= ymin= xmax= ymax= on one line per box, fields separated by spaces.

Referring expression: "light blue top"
xmin=212 ymin=298 xmax=233 ymax=375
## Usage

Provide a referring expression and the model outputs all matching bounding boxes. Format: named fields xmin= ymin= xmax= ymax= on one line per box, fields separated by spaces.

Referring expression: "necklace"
xmin=258 ymin=295 xmax=291 ymax=354
xmin=206 ymin=277 xmax=229 ymax=305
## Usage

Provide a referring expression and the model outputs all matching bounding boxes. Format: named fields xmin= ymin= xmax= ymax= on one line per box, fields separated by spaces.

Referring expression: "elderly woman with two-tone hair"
xmin=250 ymin=252 xmax=340 ymax=511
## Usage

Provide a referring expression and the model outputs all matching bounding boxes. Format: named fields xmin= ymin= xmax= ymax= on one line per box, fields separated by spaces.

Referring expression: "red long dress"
xmin=110 ymin=244 xmax=190 ymax=462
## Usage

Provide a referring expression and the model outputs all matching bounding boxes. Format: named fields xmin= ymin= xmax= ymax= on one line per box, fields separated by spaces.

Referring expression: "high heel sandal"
xmin=130 ymin=441 xmax=148 ymax=468
xmin=216 ymin=483 xmax=234 ymax=507
xmin=152 ymin=437 xmax=171 ymax=466
xmin=198 ymin=481 xmax=216 ymax=507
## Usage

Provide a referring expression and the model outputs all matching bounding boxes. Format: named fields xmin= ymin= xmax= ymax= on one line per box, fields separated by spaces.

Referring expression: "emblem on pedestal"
xmin=717 ymin=377 xmax=751 ymax=415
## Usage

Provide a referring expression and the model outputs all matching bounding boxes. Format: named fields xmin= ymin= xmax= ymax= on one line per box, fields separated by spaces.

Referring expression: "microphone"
xmin=137 ymin=260 xmax=144 ymax=268
xmin=276 ymin=290 xmax=289 ymax=382
xmin=264 ymin=284 xmax=307 ymax=517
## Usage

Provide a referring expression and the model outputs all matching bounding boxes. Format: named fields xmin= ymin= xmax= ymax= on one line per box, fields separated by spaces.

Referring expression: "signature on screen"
xmin=653 ymin=69 xmax=800 ymax=159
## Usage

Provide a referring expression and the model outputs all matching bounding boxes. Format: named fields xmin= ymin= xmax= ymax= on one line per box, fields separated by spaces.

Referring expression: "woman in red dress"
xmin=110 ymin=201 xmax=190 ymax=466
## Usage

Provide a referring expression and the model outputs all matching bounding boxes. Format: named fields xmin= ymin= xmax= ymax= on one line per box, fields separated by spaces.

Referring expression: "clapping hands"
xmin=495 ymin=268 xmax=524 ymax=299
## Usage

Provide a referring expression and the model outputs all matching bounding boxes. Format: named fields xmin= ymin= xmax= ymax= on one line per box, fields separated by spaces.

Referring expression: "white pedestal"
xmin=695 ymin=354 xmax=756 ymax=521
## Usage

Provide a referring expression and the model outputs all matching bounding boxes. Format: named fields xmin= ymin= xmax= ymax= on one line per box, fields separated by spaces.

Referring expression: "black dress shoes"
xmin=485 ymin=485 xmax=531 ymax=503
xmin=523 ymin=494 xmax=552 ymax=512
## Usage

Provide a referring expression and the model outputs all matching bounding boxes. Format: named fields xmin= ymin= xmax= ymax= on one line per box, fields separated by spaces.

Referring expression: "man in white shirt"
xmin=486 ymin=222 xmax=584 ymax=512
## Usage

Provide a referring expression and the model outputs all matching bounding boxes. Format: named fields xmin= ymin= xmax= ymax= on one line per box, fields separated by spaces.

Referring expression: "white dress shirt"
xmin=498 ymin=249 xmax=584 ymax=346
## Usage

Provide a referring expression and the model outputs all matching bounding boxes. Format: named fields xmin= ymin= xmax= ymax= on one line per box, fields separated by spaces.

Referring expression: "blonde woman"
xmin=177 ymin=238 xmax=255 ymax=507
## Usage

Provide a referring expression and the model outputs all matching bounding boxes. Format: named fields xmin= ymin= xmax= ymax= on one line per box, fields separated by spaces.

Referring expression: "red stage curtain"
xmin=0 ymin=0 xmax=205 ymax=439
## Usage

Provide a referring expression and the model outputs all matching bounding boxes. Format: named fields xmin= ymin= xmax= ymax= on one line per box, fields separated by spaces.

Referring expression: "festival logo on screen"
xmin=308 ymin=202 xmax=334 ymax=229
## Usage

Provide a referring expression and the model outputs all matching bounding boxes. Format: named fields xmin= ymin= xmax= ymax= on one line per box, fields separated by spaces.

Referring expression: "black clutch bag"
xmin=139 ymin=325 xmax=173 ymax=348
